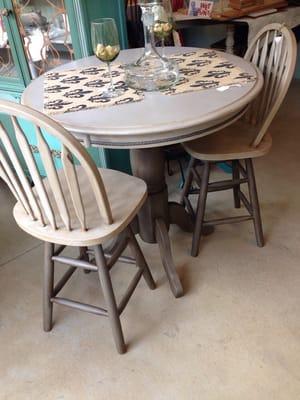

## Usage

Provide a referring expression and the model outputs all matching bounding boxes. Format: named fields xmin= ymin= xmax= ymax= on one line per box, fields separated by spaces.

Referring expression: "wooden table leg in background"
xmin=130 ymin=147 xmax=194 ymax=298
xmin=226 ymin=23 xmax=235 ymax=54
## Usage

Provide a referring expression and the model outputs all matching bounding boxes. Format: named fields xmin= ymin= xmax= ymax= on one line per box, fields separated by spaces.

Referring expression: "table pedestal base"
xmin=130 ymin=148 xmax=195 ymax=298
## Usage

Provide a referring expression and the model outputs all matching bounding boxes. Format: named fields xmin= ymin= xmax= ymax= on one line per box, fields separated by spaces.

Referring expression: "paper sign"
xmin=188 ymin=0 xmax=214 ymax=18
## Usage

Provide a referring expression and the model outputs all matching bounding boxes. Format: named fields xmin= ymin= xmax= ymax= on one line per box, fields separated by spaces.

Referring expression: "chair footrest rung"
xmin=51 ymin=297 xmax=108 ymax=317
xmin=52 ymin=255 xmax=98 ymax=272
xmin=106 ymin=254 xmax=136 ymax=265
xmin=208 ymin=178 xmax=248 ymax=192
xmin=87 ymin=247 xmax=136 ymax=266
xmin=203 ymin=215 xmax=253 ymax=226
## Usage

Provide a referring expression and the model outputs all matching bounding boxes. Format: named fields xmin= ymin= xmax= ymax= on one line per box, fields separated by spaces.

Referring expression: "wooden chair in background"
xmin=0 ymin=100 xmax=156 ymax=354
xmin=180 ymin=23 xmax=297 ymax=256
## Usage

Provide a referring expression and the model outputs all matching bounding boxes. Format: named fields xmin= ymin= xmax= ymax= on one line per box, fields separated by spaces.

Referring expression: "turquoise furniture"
xmin=0 ymin=0 xmax=131 ymax=174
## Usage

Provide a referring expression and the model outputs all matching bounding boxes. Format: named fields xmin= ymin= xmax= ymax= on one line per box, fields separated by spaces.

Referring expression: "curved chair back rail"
xmin=0 ymin=100 xmax=113 ymax=231
xmin=244 ymin=23 xmax=297 ymax=147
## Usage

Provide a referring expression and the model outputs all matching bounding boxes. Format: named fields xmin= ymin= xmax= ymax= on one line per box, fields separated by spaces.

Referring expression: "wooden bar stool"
xmin=0 ymin=100 xmax=156 ymax=354
xmin=180 ymin=24 xmax=297 ymax=257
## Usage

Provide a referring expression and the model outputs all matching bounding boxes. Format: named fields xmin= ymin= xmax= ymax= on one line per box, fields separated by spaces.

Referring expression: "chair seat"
xmin=13 ymin=167 xmax=147 ymax=247
xmin=183 ymin=120 xmax=272 ymax=161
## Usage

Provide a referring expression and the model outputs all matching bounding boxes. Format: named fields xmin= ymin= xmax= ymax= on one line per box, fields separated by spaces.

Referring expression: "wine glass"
xmin=91 ymin=18 xmax=121 ymax=98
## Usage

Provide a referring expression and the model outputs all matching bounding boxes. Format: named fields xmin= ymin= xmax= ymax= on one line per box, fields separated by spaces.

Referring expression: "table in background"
xmin=174 ymin=6 xmax=300 ymax=53
xmin=22 ymin=47 xmax=263 ymax=298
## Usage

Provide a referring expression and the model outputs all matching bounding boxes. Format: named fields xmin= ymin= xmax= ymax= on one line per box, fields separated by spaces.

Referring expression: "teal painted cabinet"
xmin=0 ymin=0 xmax=131 ymax=174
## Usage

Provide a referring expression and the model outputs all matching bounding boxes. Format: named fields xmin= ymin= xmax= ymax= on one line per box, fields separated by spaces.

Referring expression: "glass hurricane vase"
xmin=125 ymin=0 xmax=179 ymax=91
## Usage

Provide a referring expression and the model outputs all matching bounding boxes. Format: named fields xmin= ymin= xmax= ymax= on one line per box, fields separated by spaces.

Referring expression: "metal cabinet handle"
xmin=0 ymin=8 xmax=12 ymax=17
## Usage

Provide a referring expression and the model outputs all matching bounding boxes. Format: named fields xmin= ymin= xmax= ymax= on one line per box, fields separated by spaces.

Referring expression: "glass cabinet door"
xmin=0 ymin=13 xmax=18 ymax=78
xmin=0 ymin=0 xmax=129 ymax=172
xmin=12 ymin=0 xmax=75 ymax=78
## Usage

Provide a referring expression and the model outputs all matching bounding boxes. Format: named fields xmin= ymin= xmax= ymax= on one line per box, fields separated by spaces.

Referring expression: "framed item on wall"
xmin=188 ymin=0 xmax=214 ymax=17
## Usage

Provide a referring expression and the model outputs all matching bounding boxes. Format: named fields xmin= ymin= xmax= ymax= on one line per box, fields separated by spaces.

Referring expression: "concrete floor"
xmin=0 ymin=81 xmax=300 ymax=400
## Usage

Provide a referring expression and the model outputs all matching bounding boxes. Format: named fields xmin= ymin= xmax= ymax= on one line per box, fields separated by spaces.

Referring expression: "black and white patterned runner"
xmin=44 ymin=64 xmax=143 ymax=115
xmin=165 ymin=50 xmax=255 ymax=95
xmin=44 ymin=50 xmax=255 ymax=116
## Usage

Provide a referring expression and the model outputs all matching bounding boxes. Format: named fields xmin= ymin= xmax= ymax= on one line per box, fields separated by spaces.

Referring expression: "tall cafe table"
xmin=22 ymin=47 xmax=263 ymax=298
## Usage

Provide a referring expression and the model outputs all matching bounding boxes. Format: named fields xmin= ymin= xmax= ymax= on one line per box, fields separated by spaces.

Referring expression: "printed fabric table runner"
xmin=44 ymin=50 xmax=256 ymax=116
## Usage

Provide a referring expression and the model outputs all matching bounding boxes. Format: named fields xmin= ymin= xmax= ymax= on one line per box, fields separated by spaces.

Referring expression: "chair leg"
xmin=245 ymin=159 xmax=264 ymax=247
xmin=127 ymin=227 xmax=156 ymax=290
xmin=43 ymin=242 xmax=55 ymax=332
xmin=80 ymin=247 xmax=91 ymax=274
xmin=180 ymin=156 xmax=195 ymax=205
xmin=177 ymin=159 xmax=186 ymax=188
xmin=94 ymin=244 xmax=126 ymax=354
xmin=167 ymin=158 xmax=173 ymax=176
xmin=232 ymin=160 xmax=241 ymax=208
xmin=191 ymin=161 xmax=210 ymax=257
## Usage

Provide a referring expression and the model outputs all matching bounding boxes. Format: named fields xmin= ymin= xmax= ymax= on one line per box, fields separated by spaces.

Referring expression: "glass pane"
xmin=13 ymin=0 xmax=74 ymax=78
xmin=0 ymin=15 xmax=18 ymax=78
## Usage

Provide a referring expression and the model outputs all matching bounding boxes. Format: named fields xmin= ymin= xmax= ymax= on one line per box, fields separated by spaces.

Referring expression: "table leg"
xmin=226 ymin=24 xmax=235 ymax=54
xmin=169 ymin=201 xmax=194 ymax=232
xmin=155 ymin=218 xmax=183 ymax=298
xmin=130 ymin=147 xmax=195 ymax=298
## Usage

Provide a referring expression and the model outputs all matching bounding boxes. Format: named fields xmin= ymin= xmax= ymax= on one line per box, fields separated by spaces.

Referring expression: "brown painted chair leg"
xmin=180 ymin=157 xmax=195 ymax=205
xmin=80 ymin=247 xmax=91 ymax=274
xmin=127 ymin=227 xmax=156 ymax=290
xmin=94 ymin=245 xmax=126 ymax=354
xmin=232 ymin=160 xmax=241 ymax=208
xmin=245 ymin=159 xmax=264 ymax=247
xmin=191 ymin=161 xmax=210 ymax=257
xmin=43 ymin=242 xmax=55 ymax=332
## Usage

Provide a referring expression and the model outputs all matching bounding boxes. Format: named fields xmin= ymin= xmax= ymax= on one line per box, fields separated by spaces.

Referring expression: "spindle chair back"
xmin=0 ymin=100 xmax=112 ymax=233
xmin=244 ymin=23 xmax=297 ymax=147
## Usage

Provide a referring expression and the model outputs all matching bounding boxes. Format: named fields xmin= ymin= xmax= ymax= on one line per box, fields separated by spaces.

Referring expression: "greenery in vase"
xmin=153 ymin=21 xmax=173 ymax=40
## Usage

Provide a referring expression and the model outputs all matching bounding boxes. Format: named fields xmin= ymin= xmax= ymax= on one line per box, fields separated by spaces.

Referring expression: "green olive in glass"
xmin=91 ymin=18 xmax=121 ymax=98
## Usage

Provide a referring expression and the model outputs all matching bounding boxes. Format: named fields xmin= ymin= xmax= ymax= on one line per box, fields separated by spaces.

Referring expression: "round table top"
xmin=22 ymin=47 xmax=263 ymax=149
